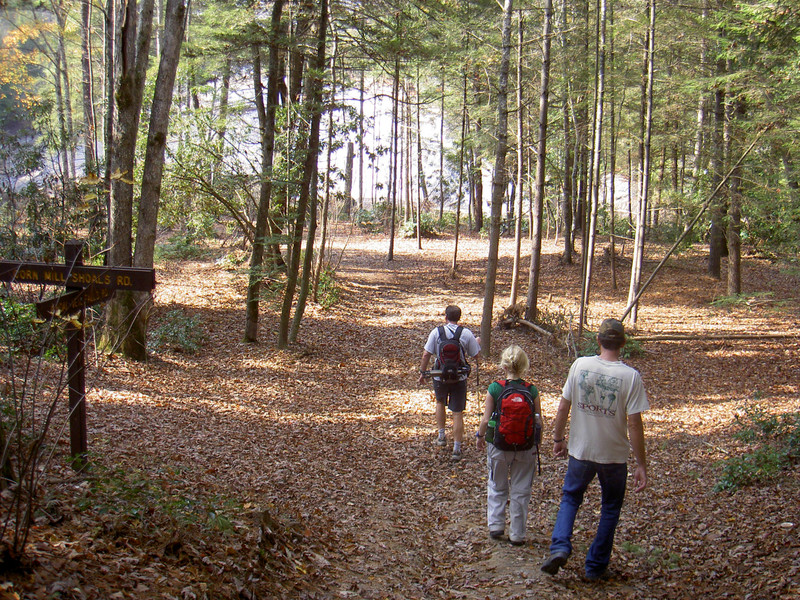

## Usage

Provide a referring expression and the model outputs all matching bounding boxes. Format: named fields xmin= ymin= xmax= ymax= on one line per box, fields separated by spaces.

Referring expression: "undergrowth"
xmin=715 ymin=401 xmax=800 ymax=492
xmin=75 ymin=461 xmax=239 ymax=533
xmin=148 ymin=309 xmax=207 ymax=354
xmin=579 ymin=330 xmax=644 ymax=358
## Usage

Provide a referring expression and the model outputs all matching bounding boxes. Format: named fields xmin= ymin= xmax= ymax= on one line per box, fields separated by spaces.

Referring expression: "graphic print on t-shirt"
xmin=576 ymin=369 xmax=621 ymax=417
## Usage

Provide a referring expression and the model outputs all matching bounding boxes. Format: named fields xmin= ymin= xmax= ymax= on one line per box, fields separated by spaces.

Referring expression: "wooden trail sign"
xmin=0 ymin=241 xmax=156 ymax=465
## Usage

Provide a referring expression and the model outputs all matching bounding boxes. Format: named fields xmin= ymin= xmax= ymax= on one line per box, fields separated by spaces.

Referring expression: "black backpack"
xmin=434 ymin=325 xmax=470 ymax=383
xmin=488 ymin=380 xmax=541 ymax=452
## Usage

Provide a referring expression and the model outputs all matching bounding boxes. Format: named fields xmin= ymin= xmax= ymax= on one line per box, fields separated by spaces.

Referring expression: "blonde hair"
xmin=499 ymin=345 xmax=529 ymax=379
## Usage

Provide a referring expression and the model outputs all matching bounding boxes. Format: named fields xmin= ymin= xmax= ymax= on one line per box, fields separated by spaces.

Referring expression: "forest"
xmin=1 ymin=0 xmax=799 ymax=598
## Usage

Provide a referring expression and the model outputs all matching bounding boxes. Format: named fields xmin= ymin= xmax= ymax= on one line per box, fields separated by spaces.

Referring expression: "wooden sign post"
xmin=0 ymin=241 xmax=156 ymax=466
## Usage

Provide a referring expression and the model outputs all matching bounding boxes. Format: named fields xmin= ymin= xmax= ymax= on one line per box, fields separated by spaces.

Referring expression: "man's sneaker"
xmin=489 ymin=530 xmax=504 ymax=540
xmin=509 ymin=538 xmax=526 ymax=546
xmin=541 ymin=551 xmax=569 ymax=575
xmin=451 ymin=449 xmax=462 ymax=462
xmin=433 ymin=437 xmax=446 ymax=447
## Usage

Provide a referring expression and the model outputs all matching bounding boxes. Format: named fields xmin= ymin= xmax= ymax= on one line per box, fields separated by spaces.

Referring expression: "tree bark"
xmin=480 ymin=0 xmax=513 ymax=358
xmin=579 ymin=0 xmax=607 ymax=333
xmin=291 ymin=164 xmax=318 ymax=343
xmin=451 ymin=70 xmax=468 ymax=275
xmin=245 ymin=0 xmax=284 ymax=343
xmin=81 ymin=0 xmax=97 ymax=175
xmin=509 ymin=10 xmax=525 ymax=307
xmin=626 ymin=0 xmax=655 ymax=328
xmin=439 ymin=68 xmax=446 ymax=221
xmin=123 ymin=0 xmax=188 ymax=360
xmin=726 ymin=95 xmax=743 ymax=296
xmin=708 ymin=58 xmax=727 ymax=279
xmin=314 ymin=36 xmax=338 ymax=298
xmin=525 ymin=0 xmax=553 ymax=322
xmin=278 ymin=0 xmax=328 ymax=349
xmin=387 ymin=57 xmax=400 ymax=261
xmin=102 ymin=0 xmax=155 ymax=357
xmin=559 ymin=0 xmax=573 ymax=264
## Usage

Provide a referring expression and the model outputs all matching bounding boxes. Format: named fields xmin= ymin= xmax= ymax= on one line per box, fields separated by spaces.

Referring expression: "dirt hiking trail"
xmin=13 ymin=233 xmax=798 ymax=600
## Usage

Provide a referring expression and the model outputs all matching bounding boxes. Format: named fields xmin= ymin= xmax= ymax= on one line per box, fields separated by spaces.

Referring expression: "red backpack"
xmin=434 ymin=326 xmax=470 ymax=382
xmin=489 ymin=380 xmax=540 ymax=451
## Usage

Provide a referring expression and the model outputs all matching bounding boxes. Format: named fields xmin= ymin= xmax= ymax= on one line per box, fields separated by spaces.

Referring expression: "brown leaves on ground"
xmin=3 ymin=234 xmax=799 ymax=599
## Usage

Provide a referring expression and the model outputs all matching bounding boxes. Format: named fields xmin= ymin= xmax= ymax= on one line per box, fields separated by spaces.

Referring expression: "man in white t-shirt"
xmin=541 ymin=318 xmax=649 ymax=581
xmin=418 ymin=305 xmax=481 ymax=462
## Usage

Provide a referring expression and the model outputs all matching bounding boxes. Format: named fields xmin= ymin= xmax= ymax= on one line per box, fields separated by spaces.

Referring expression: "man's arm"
xmin=417 ymin=350 xmax=433 ymax=385
xmin=551 ymin=396 xmax=571 ymax=458
xmin=627 ymin=412 xmax=647 ymax=492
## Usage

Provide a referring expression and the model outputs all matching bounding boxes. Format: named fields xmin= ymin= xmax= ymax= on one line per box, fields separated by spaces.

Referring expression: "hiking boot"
xmin=451 ymin=449 xmax=462 ymax=462
xmin=433 ymin=437 xmax=447 ymax=447
xmin=509 ymin=538 xmax=526 ymax=546
xmin=489 ymin=530 xmax=504 ymax=540
xmin=541 ymin=551 xmax=569 ymax=575
xmin=583 ymin=569 xmax=611 ymax=582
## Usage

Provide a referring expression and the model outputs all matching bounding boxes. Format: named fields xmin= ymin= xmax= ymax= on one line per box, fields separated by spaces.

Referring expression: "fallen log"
xmin=632 ymin=333 xmax=798 ymax=341
xmin=515 ymin=318 xmax=554 ymax=337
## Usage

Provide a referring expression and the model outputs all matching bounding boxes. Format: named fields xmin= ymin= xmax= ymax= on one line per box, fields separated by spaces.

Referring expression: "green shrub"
xmin=710 ymin=291 xmax=776 ymax=310
xmin=715 ymin=402 xmax=800 ymax=491
xmin=0 ymin=295 xmax=40 ymax=354
xmin=77 ymin=462 xmax=240 ymax=532
xmin=400 ymin=212 xmax=439 ymax=238
xmin=148 ymin=309 xmax=206 ymax=354
xmin=154 ymin=233 xmax=213 ymax=262
xmin=355 ymin=205 xmax=387 ymax=233
xmin=317 ymin=267 xmax=340 ymax=309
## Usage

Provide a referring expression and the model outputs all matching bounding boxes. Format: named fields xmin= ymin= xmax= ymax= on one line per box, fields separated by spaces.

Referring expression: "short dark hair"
xmin=445 ymin=305 xmax=461 ymax=322
xmin=597 ymin=318 xmax=626 ymax=351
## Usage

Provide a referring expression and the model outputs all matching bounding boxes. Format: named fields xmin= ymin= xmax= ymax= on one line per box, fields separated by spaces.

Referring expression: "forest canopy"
xmin=0 ymin=0 xmax=798 ymax=344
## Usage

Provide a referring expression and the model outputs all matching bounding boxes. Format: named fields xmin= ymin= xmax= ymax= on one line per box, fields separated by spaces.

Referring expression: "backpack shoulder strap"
xmin=452 ymin=325 xmax=463 ymax=341
xmin=437 ymin=325 xmax=448 ymax=340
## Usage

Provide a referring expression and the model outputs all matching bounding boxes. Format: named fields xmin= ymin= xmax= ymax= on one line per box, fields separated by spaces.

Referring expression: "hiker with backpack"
xmin=417 ymin=305 xmax=481 ymax=462
xmin=475 ymin=345 xmax=542 ymax=546
xmin=540 ymin=318 xmax=649 ymax=582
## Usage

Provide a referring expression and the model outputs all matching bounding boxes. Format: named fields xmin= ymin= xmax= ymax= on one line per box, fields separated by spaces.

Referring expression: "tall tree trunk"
xmin=213 ymin=56 xmax=232 ymax=184
xmin=124 ymin=0 xmax=188 ymax=360
xmin=314 ymin=37 xmax=338 ymax=296
xmin=404 ymin=89 xmax=412 ymax=221
xmin=726 ymin=94 xmax=743 ymax=296
xmin=278 ymin=0 xmax=328 ymax=348
xmin=692 ymin=0 xmax=709 ymax=190
xmin=103 ymin=0 xmax=117 ymax=196
xmin=579 ymin=0 xmax=607 ymax=334
xmin=509 ymin=10 xmax=525 ymax=307
xmin=56 ymin=14 xmax=77 ymax=180
xmin=559 ymin=0 xmax=573 ymax=264
xmin=608 ymin=0 xmax=618 ymax=290
xmin=416 ymin=66 xmax=430 ymax=212
xmin=387 ymin=58 xmax=400 ymax=261
xmin=708 ymin=58 xmax=726 ymax=279
xmin=525 ymin=0 xmax=553 ymax=322
xmin=288 ymin=1 xmax=314 ymax=104
xmin=439 ymin=67 xmax=446 ymax=221
xmin=451 ymin=70 xmax=468 ymax=274
xmin=344 ymin=141 xmax=354 ymax=216
xmin=291 ymin=164 xmax=318 ymax=343
xmin=81 ymin=0 xmax=97 ymax=175
xmin=480 ymin=0 xmax=513 ymax=358
xmin=358 ymin=70 xmax=365 ymax=212
xmin=245 ymin=0 xmax=284 ymax=343
xmin=626 ymin=0 xmax=655 ymax=328
xmin=102 ymin=0 xmax=155 ymax=356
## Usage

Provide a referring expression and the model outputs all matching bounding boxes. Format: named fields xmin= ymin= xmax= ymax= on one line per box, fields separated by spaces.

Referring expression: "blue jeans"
xmin=550 ymin=456 xmax=628 ymax=576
